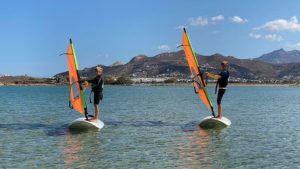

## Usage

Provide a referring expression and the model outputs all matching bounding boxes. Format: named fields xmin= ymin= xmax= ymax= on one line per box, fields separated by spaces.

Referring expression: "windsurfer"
xmin=83 ymin=66 xmax=104 ymax=121
xmin=205 ymin=61 xmax=229 ymax=118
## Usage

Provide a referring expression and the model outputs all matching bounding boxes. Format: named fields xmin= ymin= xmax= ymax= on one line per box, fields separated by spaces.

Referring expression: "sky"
xmin=1 ymin=0 xmax=300 ymax=77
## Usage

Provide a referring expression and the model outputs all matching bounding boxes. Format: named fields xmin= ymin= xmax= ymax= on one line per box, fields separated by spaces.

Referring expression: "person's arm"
xmin=78 ymin=78 xmax=92 ymax=83
xmin=77 ymin=80 xmax=89 ymax=87
xmin=78 ymin=78 xmax=93 ymax=88
xmin=205 ymin=72 xmax=221 ymax=80
xmin=86 ymin=78 xmax=94 ymax=83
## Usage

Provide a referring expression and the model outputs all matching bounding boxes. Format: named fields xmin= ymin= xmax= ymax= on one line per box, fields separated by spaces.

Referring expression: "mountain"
xmin=255 ymin=48 xmax=300 ymax=64
xmin=110 ymin=61 xmax=124 ymax=67
xmin=54 ymin=50 xmax=300 ymax=83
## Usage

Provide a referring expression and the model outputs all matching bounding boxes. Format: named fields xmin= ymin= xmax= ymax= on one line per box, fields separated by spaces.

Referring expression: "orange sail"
xmin=182 ymin=28 xmax=215 ymax=116
xmin=66 ymin=39 xmax=88 ymax=117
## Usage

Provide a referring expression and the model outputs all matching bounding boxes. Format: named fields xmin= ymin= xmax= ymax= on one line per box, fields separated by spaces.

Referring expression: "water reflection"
xmin=63 ymin=131 xmax=87 ymax=168
xmin=179 ymin=122 xmax=229 ymax=169
xmin=62 ymin=130 xmax=104 ymax=168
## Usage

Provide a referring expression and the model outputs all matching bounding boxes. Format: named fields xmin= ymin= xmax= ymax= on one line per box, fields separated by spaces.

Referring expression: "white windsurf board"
xmin=199 ymin=116 xmax=231 ymax=129
xmin=69 ymin=117 xmax=104 ymax=131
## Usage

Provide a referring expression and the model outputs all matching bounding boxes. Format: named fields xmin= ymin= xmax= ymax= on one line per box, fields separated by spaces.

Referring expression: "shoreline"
xmin=1 ymin=82 xmax=299 ymax=87
xmin=1 ymin=75 xmax=299 ymax=87
xmin=227 ymin=83 xmax=300 ymax=87
xmin=0 ymin=83 xmax=60 ymax=87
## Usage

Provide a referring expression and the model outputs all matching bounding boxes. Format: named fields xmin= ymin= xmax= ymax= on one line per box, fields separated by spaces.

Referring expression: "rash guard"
xmin=218 ymin=70 xmax=229 ymax=89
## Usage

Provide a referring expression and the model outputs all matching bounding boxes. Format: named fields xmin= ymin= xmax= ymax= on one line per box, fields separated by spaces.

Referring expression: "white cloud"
xmin=230 ymin=16 xmax=248 ymax=24
xmin=286 ymin=42 xmax=300 ymax=50
xmin=211 ymin=15 xmax=224 ymax=22
xmin=264 ymin=34 xmax=283 ymax=41
xmin=176 ymin=25 xmax=186 ymax=29
xmin=158 ymin=45 xmax=170 ymax=51
xmin=255 ymin=16 xmax=300 ymax=32
xmin=189 ymin=17 xmax=209 ymax=26
xmin=249 ymin=32 xmax=283 ymax=42
xmin=249 ymin=32 xmax=262 ymax=39
xmin=186 ymin=15 xmax=224 ymax=27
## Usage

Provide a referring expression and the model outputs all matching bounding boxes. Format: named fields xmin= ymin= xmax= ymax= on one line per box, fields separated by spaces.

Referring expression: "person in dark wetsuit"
xmin=205 ymin=61 xmax=229 ymax=118
xmin=85 ymin=66 xmax=104 ymax=121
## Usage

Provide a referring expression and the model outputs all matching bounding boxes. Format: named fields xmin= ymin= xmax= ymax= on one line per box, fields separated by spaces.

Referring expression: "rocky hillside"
xmin=255 ymin=48 xmax=300 ymax=64
xmin=0 ymin=76 xmax=57 ymax=85
xmin=54 ymin=50 xmax=300 ymax=83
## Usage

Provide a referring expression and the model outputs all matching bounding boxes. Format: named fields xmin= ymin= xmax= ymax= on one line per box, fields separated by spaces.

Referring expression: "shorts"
xmin=217 ymin=89 xmax=226 ymax=105
xmin=93 ymin=92 xmax=103 ymax=105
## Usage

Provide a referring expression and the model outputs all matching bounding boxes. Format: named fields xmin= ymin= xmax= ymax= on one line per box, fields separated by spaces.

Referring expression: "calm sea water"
xmin=0 ymin=85 xmax=299 ymax=168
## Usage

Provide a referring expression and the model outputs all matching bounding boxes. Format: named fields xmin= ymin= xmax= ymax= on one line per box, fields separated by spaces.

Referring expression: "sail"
xmin=66 ymin=39 xmax=87 ymax=117
xmin=182 ymin=28 xmax=215 ymax=115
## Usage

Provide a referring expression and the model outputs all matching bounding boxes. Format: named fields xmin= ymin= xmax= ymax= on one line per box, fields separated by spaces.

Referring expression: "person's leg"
xmin=94 ymin=104 xmax=99 ymax=120
xmin=92 ymin=92 xmax=100 ymax=120
xmin=217 ymin=89 xmax=225 ymax=118
xmin=217 ymin=104 xmax=222 ymax=118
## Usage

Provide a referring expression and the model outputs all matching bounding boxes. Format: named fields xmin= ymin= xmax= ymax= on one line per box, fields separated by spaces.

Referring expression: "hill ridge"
xmin=54 ymin=49 xmax=300 ymax=83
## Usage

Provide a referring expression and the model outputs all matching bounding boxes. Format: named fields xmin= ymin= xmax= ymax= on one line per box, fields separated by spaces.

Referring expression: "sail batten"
xmin=66 ymin=39 xmax=87 ymax=116
xmin=182 ymin=29 xmax=214 ymax=115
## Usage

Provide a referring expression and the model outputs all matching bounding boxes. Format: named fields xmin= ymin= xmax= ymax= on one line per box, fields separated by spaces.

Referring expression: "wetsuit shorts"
xmin=93 ymin=91 xmax=103 ymax=104
xmin=217 ymin=89 xmax=226 ymax=105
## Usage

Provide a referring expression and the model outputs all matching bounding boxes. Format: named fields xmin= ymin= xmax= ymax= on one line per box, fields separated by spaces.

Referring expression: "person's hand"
xmin=83 ymin=81 xmax=89 ymax=88
xmin=204 ymin=72 xmax=209 ymax=77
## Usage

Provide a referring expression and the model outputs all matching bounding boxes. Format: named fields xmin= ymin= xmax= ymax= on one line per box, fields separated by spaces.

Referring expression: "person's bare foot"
xmin=89 ymin=117 xmax=96 ymax=121
xmin=92 ymin=117 xmax=100 ymax=121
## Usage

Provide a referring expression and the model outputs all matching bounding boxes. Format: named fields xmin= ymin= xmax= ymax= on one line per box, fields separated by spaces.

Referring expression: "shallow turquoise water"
xmin=0 ymin=85 xmax=299 ymax=168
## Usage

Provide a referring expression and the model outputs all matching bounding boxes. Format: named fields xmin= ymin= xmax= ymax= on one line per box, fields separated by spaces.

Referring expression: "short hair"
xmin=95 ymin=66 xmax=103 ymax=71
xmin=221 ymin=61 xmax=229 ymax=66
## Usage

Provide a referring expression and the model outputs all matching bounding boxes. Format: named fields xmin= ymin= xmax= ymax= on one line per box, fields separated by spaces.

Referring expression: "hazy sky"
xmin=1 ymin=0 xmax=300 ymax=77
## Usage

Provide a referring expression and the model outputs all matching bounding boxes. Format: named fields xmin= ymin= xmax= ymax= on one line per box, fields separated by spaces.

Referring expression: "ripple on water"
xmin=0 ymin=86 xmax=299 ymax=168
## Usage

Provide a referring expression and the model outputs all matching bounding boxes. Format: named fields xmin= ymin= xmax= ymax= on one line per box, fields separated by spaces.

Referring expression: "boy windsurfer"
xmin=205 ymin=61 xmax=229 ymax=118
xmin=82 ymin=66 xmax=104 ymax=121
